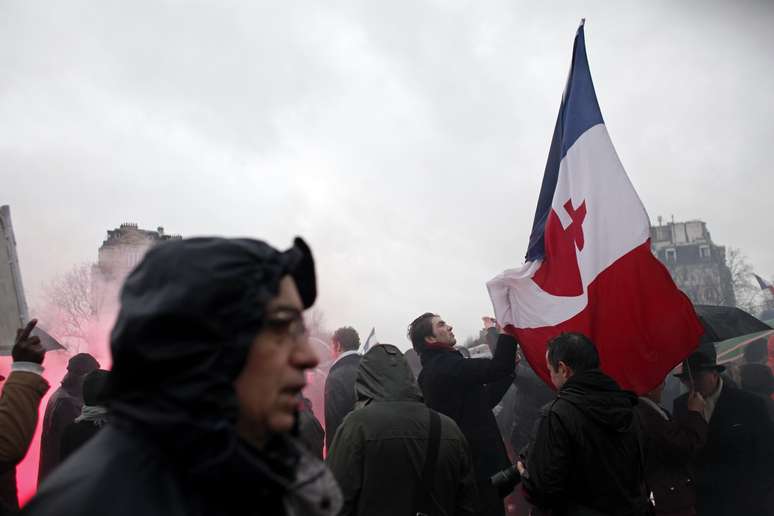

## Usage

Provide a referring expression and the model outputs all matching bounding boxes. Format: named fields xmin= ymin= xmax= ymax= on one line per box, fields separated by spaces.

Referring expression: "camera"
xmin=490 ymin=463 xmax=521 ymax=497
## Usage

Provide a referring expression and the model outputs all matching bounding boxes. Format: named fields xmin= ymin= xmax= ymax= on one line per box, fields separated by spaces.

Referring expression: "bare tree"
xmin=39 ymin=264 xmax=114 ymax=353
xmin=726 ymin=247 xmax=763 ymax=314
xmin=305 ymin=307 xmax=332 ymax=343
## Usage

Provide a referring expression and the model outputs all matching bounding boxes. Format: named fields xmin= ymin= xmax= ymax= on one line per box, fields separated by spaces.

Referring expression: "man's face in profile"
xmin=233 ymin=276 xmax=319 ymax=447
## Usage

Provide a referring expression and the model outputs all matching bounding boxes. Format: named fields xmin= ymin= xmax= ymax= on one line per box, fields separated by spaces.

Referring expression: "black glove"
xmin=12 ymin=319 xmax=45 ymax=365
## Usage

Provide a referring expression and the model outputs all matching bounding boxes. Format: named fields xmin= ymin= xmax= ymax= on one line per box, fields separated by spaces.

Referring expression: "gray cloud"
xmin=1 ymin=1 xmax=773 ymax=347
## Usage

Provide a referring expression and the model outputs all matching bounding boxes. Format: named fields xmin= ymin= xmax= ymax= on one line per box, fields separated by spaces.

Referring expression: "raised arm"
xmin=450 ymin=332 xmax=518 ymax=386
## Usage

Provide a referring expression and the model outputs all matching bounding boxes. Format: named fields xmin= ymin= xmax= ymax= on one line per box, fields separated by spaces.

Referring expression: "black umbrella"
xmin=694 ymin=304 xmax=772 ymax=343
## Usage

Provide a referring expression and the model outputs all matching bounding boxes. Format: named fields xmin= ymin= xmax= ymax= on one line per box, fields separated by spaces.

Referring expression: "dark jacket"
xmin=297 ymin=398 xmax=325 ymax=460
xmin=327 ymin=344 xmax=477 ymax=516
xmin=324 ymin=352 xmax=361 ymax=450
xmin=25 ymin=427 xmax=339 ymax=516
xmin=0 ymin=371 xmax=49 ymax=512
xmin=523 ymin=369 xmax=649 ymax=516
xmin=59 ymin=417 xmax=104 ymax=463
xmin=418 ymin=333 xmax=517 ymax=484
xmin=510 ymin=363 xmax=554 ymax=455
xmin=673 ymin=383 xmax=774 ymax=516
xmin=23 ymin=237 xmax=341 ymax=516
xmin=419 ymin=332 xmax=517 ymax=516
xmin=37 ymin=383 xmax=82 ymax=484
xmin=635 ymin=399 xmax=707 ymax=515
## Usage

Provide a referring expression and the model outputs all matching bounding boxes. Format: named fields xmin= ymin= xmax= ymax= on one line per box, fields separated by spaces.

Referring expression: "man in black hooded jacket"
xmin=518 ymin=333 xmax=649 ymax=516
xmin=23 ymin=237 xmax=341 ymax=516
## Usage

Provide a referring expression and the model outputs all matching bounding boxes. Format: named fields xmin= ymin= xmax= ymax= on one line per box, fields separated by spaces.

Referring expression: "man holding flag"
xmin=487 ymin=20 xmax=704 ymax=515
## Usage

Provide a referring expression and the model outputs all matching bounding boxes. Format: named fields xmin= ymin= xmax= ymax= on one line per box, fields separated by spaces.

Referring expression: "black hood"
xmin=558 ymin=369 xmax=638 ymax=433
xmin=355 ymin=344 xmax=422 ymax=403
xmin=108 ymin=236 xmax=315 ymax=480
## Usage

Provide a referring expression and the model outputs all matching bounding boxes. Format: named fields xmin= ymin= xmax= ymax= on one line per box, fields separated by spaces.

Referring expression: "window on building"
xmin=699 ymin=245 xmax=711 ymax=259
xmin=665 ymin=248 xmax=677 ymax=263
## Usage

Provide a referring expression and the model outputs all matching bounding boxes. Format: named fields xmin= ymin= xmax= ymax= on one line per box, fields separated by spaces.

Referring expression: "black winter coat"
xmin=635 ymin=399 xmax=707 ymax=515
xmin=324 ymin=353 xmax=361 ymax=450
xmin=59 ymin=419 xmax=103 ymax=462
xmin=37 ymin=386 xmax=81 ymax=484
xmin=24 ymin=426 xmax=340 ymax=516
xmin=327 ymin=344 xmax=477 ymax=516
xmin=510 ymin=363 xmax=555 ymax=455
xmin=522 ymin=369 xmax=649 ymax=516
xmin=418 ymin=333 xmax=517 ymax=483
xmin=298 ymin=400 xmax=325 ymax=460
xmin=673 ymin=383 xmax=774 ymax=516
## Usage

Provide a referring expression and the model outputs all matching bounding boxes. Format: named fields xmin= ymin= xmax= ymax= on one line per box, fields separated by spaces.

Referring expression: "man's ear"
xmin=559 ymin=361 xmax=573 ymax=378
xmin=425 ymin=335 xmax=437 ymax=345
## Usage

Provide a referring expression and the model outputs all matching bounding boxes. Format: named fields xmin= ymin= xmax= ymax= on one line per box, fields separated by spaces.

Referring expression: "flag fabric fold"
xmin=487 ymin=21 xmax=703 ymax=395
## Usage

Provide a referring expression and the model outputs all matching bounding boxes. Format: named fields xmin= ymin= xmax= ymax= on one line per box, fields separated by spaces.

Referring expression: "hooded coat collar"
xmin=355 ymin=344 xmax=423 ymax=404
xmin=557 ymin=369 xmax=638 ymax=433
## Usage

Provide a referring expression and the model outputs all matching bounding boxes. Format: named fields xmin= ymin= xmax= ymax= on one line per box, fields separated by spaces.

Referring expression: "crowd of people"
xmin=0 ymin=236 xmax=772 ymax=515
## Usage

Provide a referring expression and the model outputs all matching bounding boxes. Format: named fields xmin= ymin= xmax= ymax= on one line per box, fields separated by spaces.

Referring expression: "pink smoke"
xmin=8 ymin=285 xmax=333 ymax=505
xmin=6 ymin=288 xmax=117 ymax=506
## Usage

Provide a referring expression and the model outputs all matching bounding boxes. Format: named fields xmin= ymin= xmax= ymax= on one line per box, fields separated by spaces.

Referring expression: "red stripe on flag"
xmin=508 ymin=241 xmax=703 ymax=395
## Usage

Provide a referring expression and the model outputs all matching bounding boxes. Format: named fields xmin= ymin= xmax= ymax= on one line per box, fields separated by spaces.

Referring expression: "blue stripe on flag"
xmin=525 ymin=21 xmax=604 ymax=262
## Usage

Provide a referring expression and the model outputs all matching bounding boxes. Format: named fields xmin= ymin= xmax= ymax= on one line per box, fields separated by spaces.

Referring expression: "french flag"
xmin=487 ymin=21 xmax=703 ymax=395
xmin=753 ymin=273 xmax=774 ymax=296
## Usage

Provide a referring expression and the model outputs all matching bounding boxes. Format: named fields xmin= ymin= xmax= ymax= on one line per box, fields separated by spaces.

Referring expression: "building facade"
xmin=650 ymin=219 xmax=735 ymax=306
xmin=97 ymin=223 xmax=181 ymax=280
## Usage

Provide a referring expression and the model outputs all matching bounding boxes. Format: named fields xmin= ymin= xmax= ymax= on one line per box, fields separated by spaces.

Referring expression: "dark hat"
xmin=67 ymin=353 xmax=100 ymax=376
xmin=674 ymin=344 xmax=725 ymax=378
xmin=83 ymin=369 xmax=111 ymax=405
xmin=283 ymin=237 xmax=316 ymax=309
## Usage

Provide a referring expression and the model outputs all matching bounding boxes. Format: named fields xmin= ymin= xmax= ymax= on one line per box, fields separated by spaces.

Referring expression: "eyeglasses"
xmin=264 ymin=309 xmax=308 ymax=341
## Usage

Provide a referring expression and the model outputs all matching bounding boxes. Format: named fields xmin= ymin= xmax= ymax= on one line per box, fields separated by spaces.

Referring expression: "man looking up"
xmin=324 ymin=327 xmax=361 ymax=450
xmin=408 ymin=312 xmax=517 ymax=516
xmin=518 ymin=333 xmax=649 ymax=516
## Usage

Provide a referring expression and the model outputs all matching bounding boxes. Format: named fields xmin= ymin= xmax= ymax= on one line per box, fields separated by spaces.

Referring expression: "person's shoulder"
xmin=5 ymin=370 xmax=49 ymax=391
xmin=340 ymin=353 xmax=362 ymax=371
xmin=424 ymin=350 xmax=462 ymax=370
xmin=25 ymin=427 xmax=186 ymax=516
xmin=722 ymin=384 xmax=768 ymax=412
xmin=436 ymin=410 xmax=465 ymax=438
xmin=543 ymin=396 xmax=595 ymax=431
xmin=328 ymin=354 xmax=361 ymax=375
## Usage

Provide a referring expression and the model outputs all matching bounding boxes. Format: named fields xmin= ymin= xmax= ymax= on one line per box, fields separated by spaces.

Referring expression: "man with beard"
xmin=24 ymin=237 xmax=341 ymax=516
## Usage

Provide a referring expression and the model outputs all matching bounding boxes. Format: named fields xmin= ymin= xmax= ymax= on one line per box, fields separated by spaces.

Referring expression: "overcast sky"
xmin=2 ymin=1 xmax=773 ymax=348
